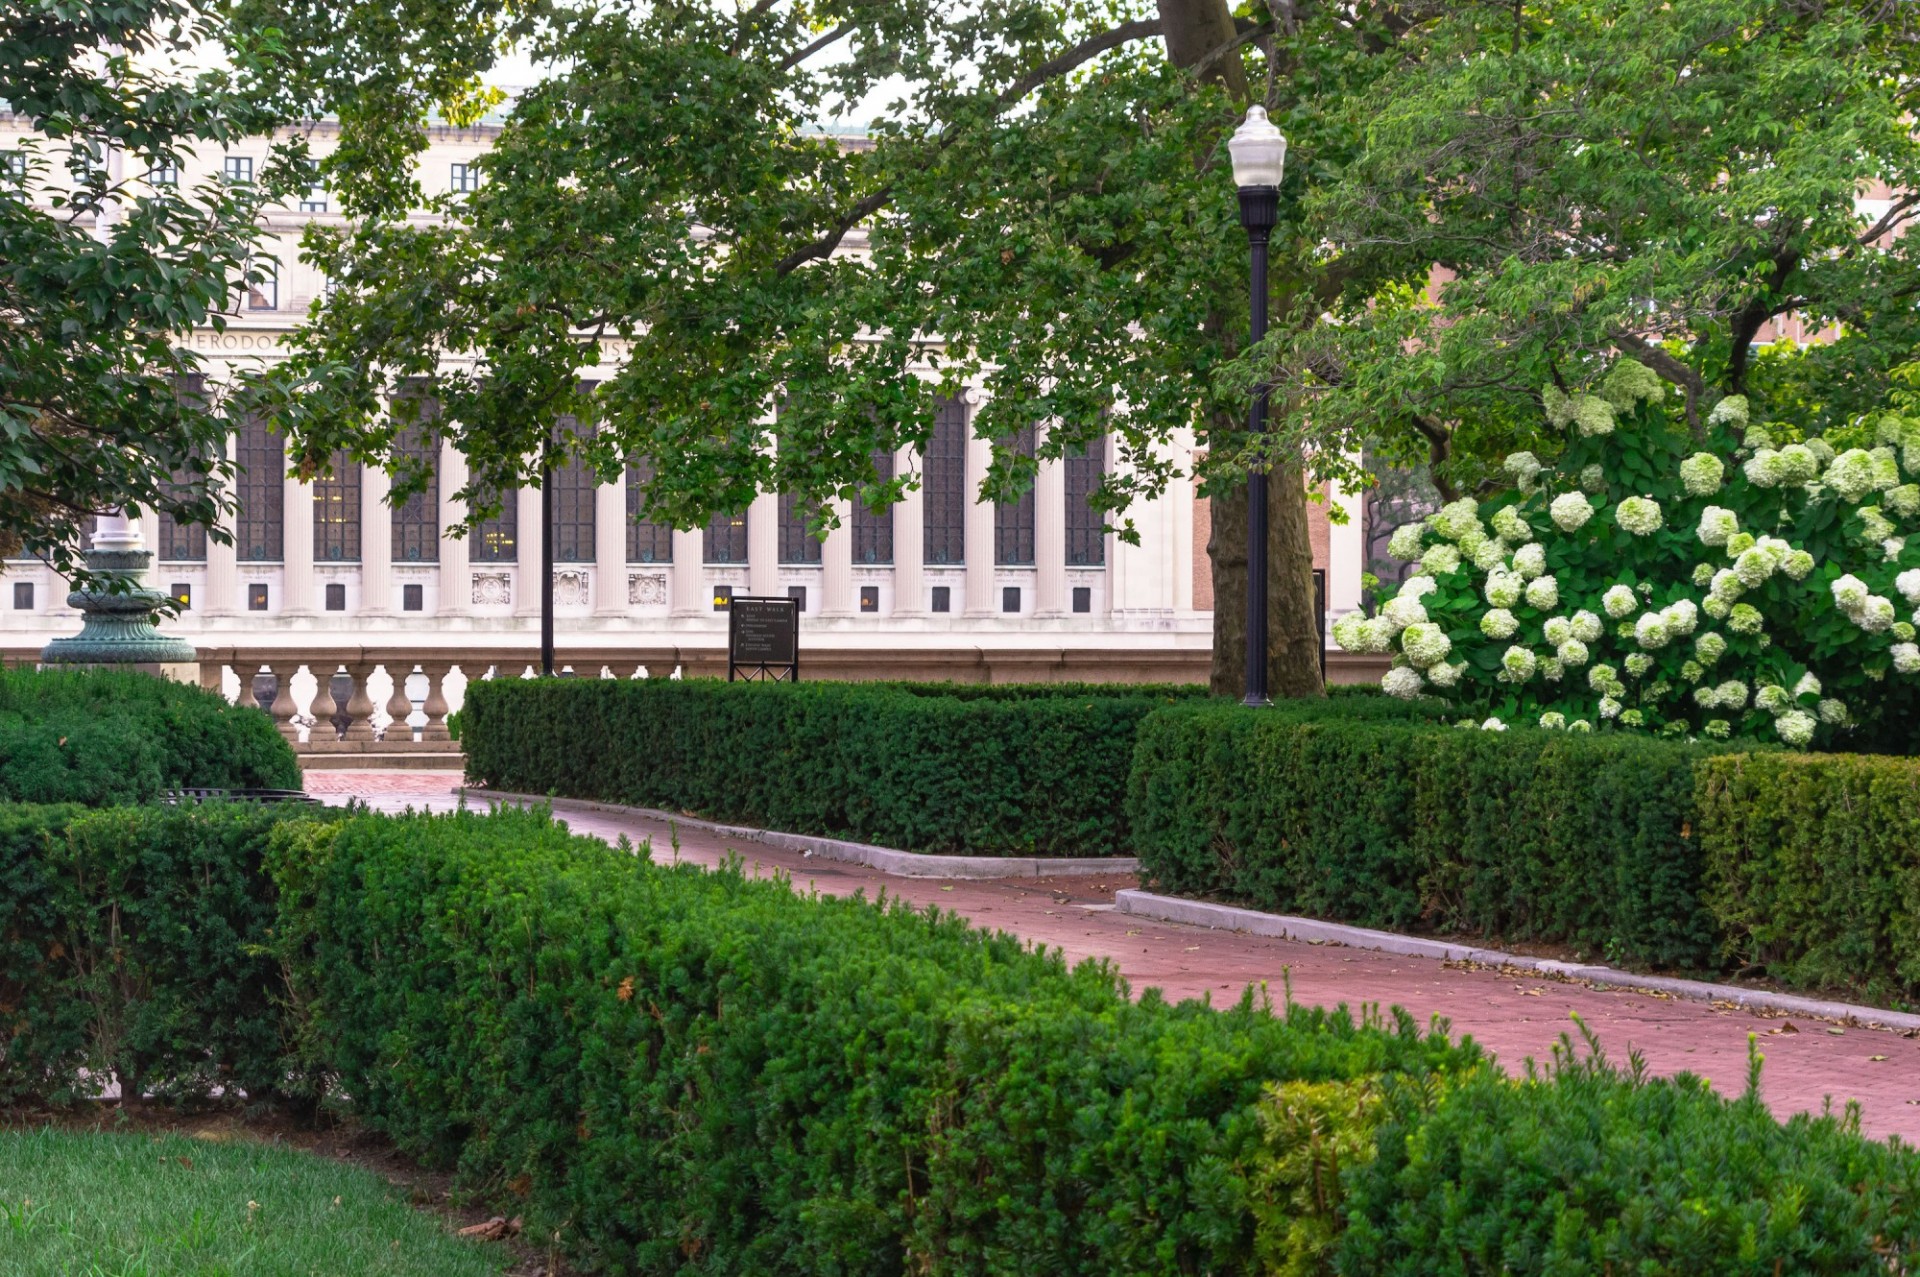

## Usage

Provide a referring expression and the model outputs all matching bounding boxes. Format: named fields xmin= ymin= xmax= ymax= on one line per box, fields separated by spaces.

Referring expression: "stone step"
xmin=299 ymin=750 xmax=466 ymax=771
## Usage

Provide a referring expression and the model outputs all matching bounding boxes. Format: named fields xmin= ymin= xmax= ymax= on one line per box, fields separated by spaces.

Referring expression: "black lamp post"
xmin=540 ymin=450 xmax=555 ymax=677
xmin=1228 ymin=106 xmax=1288 ymax=707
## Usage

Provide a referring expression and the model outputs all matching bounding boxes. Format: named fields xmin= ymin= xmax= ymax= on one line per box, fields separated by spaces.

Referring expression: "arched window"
xmin=853 ymin=449 xmax=894 ymax=565
xmin=235 ymin=415 xmax=283 ymax=561
xmin=922 ymin=396 xmax=966 ymax=565
xmin=313 ymin=453 xmax=361 ymax=562
xmin=624 ymin=459 xmax=673 ymax=563
xmin=993 ymin=423 xmax=1036 ymax=565
xmin=1064 ymin=434 xmax=1107 ymax=566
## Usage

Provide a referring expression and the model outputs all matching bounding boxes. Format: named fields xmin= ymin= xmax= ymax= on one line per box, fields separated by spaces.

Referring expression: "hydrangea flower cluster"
xmin=1335 ymin=360 xmax=1920 ymax=746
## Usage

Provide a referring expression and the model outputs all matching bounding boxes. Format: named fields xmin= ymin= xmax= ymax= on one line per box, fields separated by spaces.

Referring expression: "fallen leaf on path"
xmin=1828 ymin=1028 xmax=1847 ymax=1036
xmin=457 ymin=1216 xmax=523 ymax=1241
xmin=1871 ymin=1054 xmax=1890 ymax=1061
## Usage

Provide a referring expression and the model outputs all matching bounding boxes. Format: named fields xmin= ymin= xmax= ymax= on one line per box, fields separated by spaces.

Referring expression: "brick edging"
xmin=1114 ymin=889 xmax=1920 ymax=1032
xmin=459 ymin=788 xmax=1138 ymax=880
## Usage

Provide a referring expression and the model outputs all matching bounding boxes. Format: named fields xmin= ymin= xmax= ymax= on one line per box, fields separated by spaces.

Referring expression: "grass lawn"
xmin=0 ymin=1126 xmax=507 ymax=1276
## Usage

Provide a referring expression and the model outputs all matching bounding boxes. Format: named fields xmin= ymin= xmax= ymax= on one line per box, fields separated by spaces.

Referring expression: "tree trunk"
xmin=1206 ymin=461 xmax=1323 ymax=699
xmin=1162 ymin=0 xmax=1325 ymax=700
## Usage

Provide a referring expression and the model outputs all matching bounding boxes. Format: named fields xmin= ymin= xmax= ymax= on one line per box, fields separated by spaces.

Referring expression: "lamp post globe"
xmin=1230 ymin=105 xmax=1286 ymax=707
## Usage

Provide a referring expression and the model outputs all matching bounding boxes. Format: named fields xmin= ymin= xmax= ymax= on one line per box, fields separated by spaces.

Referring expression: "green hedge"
xmin=0 ymin=667 xmax=298 ymax=804
xmin=277 ymin=805 xmax=1472 ymax=1273
xmin=1698 ymin=752 xmax=1920 ymax=1007
xmin=1128 ymin=702 xmax=1721 ymax=970
xmin=6 ymin=800 xmax=1920 ymax=1272
xmin=1128 ymin=706 xmax=1920 ymax=1006
xmin=460 ymin=678 xmax=1208 ymax=855
xmin=0 ymin=802 xmax=318 ymax=1106
xmin=459 ymin=678 xmax=1430 ymax=856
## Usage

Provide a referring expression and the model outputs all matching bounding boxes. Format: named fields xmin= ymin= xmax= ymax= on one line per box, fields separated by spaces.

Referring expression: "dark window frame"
xmin=705 ymin=509 xmax=748 ymax=564
xmin=222 ymin=155 xmax=254 ymax=185
xmin=236 ymin=415 xmax=284 ymax=561
xmin=157 ymin=375 xmax=208 ymax=562
xmin=1064 ymin=433 xmax=1108 ymax=567
xmin=624 ymin=459 xmax=674 ymax=563
xmin=993 ymin=423 xmax=1036 ymax=566
xmin=313 ymin=452 xmax=362 ymax=563
xmin=922 ymin=396 xmax=967 ymax=566
xmin=854 ymin=449 xmax=894 ymax=565
xmin=778 ymin=491 xmax=822 ymax=564
xmin=471 ymin=486 xmax=518 ymax=563
xmin=390 ymin=393 xmax=440 ymax=563
xmin=548 ymin=417 xmax=597 ymax=565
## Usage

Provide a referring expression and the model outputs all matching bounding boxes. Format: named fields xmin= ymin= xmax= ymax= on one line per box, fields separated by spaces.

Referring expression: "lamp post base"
xmin=40 ymin=546 xmax=199 ymax=670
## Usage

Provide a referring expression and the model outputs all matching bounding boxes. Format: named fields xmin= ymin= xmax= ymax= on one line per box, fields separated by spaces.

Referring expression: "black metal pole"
xmin=1239 ymin=184 xmax=1277 ymax=708
xmin=540 ymin=453 xmax=554 ymax=677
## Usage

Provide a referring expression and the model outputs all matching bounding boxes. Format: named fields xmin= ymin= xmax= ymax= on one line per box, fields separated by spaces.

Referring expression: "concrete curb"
xmin=1115 ymin=889 xmax=1920 ymax=1033
xmin=460 ymin=788 xmax=1139 ymax=880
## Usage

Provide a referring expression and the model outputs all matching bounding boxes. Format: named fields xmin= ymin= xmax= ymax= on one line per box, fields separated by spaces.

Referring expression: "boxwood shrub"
xmin=0 ymin=802 xmax=320 ymax=1106
xmin=460 ymin=678 xmax=1211 ymax=855
xmin=0 ymin=667 xmax=298 ymax=804
xmin=1127 ymin=701 xmax=1722 ymax=970
xmin=6 ymin=800 xmax=1920 ymax=1272
xmin=1697 ymin=751 xmax=1920 ymax=1007
xmin=459 ymin=678 xmax=1428 ymax=856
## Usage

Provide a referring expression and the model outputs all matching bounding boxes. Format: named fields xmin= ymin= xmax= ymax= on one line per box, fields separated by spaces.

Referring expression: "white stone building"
xmin=1 ymin=112 xmax=1375 ymax=735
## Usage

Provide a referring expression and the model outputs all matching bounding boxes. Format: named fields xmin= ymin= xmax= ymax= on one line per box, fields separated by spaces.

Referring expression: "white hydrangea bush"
xmin=1336 ymin=359 xmax=1920 ymax=746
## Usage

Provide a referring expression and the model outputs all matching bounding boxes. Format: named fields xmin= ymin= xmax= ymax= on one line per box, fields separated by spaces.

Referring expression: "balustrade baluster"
xmin=267 ymin=664 xmax=300 ymax=743
xmin=308 ymin=665 xmax=340 ymax=741
xmin=422 ymin=663 xmax=453 ymax=742
xmin=343 ymin=661 xmax=378 ymax=742
xmin=384 ymin=664 xmax=417 ymax=743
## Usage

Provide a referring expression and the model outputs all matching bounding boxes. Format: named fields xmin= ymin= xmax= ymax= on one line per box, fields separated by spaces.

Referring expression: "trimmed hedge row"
xmin=0 ymin=801 xmax=317 ymax=1105
xmin=460 ymin=678 xmax=1182 ymax=855
xmin=1698 ymin=752 xmax=1920 ymax=1008
xmin=459 ymin=678 xmax=1431 ymax=856
xmin=464 ymin=678 xmax=1920 ymax=1003
xmin=0 ymin=667 xmax=298 ymax=804
xmin=6 ymin=801 xmax=1920 ymax=1273
xmin=1128 ymin=708 xmax=1920 ymax=1006
xmin=1127 ymin=702 xmax=1725 ymax=971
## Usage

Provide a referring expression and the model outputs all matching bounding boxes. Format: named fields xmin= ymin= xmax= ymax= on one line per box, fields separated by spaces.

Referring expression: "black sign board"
xmin=728 ymin=596 xmax=800 ymax=682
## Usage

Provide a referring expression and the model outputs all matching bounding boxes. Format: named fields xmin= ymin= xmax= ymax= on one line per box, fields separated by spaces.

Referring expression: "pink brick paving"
xmin=303 ymin=770 xmax=1920 ymax=1144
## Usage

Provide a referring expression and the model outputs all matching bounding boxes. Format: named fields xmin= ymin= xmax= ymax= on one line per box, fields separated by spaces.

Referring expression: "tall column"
xmin=821 ymin=499 xmax=854 ymax=616
xmin=438 ymin=441 xmax=469 ymax=618
xmin=747 ymin=491 xmax=778 ymax=597
xmin=892 ymin=443 xmax=924 ymax=616
xmin=205 ymin=435 xmax=239 ymax=614
xmin=1034 ymin=442 xmax=1067 ymax=617
xmin=594 ymin=475 xmax=626 ymax=617
xmin=283 ymin=474 xmax=314 ymax=614
xmin=1327 ymin=465 xmax=1367 ymax=618
xmin=360 ymin=465 xmax=392 ymax=616
xmin=962 ymin=419 xmax=994 ymax=615
xmin=515 ymin=484 xmax=543 ymax=619
xmin=670 ymin=527 xmax=704 ymax=615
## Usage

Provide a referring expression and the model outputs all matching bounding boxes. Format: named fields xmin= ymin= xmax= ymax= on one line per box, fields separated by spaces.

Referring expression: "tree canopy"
xmin=0 ymin=0 xmax=301 ymax=578
xmin=243 ymin=0 xmax=1451 ymax=695
xmin=1272 ymin=0 xmax=1920 ymax=492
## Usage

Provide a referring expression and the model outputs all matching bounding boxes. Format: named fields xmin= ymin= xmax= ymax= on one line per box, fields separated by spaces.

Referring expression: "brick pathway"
xmin=302 ymin=770 xmax=1920 ymax=1143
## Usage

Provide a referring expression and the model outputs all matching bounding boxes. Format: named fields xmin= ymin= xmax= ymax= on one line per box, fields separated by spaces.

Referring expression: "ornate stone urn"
xmin=40 ymin=514 xmax=199 ymax=676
